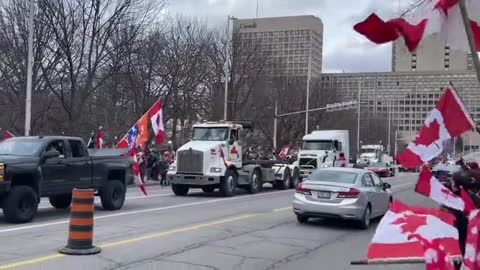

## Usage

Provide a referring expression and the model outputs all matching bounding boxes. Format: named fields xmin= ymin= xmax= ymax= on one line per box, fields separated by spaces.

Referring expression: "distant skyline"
xmin=166 ymin=0 xmax=412 ymax=73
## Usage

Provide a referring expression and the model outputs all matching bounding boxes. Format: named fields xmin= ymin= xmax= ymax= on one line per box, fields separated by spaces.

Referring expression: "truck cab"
xmin=358 ymin=144 xmax=384 ymax=164
xmin=297 ymin=130 xmax=350 ymax=179
xmin=168 ymin=121 xmax=299 ymax=197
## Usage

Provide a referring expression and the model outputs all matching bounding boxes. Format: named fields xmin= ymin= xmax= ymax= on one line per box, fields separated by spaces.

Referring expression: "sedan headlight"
xmin=210 ymin=167 xmax=221 ymax=173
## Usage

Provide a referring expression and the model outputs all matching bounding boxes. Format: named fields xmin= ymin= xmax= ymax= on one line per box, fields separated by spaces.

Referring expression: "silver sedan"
xmin=293 ymin=167 xmax=392 ymax=229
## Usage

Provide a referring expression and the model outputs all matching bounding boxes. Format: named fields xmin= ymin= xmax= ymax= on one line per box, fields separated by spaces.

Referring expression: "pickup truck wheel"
xmin=201 ymin=186 xmax=215 ymax=193
xmin=2 ymin=186 xmax=38 ymax=224
xmin=100 ymin=180 xmax=126 ymax=210
xmin=290 ymin=169 xmax=300 ymax=189
xmin=172 ymin=184 xmax=189 ymax=196
xmin=49 ymin=194 xmax=72 ymax=209
xmin=275 ymin=168 xmax=291 ymax=190
xmin=220 ymin=169 xmax=237 ymax=197
xmin=247 ymin=169 xmax=262 ymax=194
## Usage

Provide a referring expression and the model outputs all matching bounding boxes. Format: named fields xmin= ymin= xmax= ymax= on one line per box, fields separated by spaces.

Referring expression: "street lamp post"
xmin=305 ymin=35 xmax=313 ymax=135
xmin=223 ymin=15 xmax=237 ymax=121
xmin=25 ymin=1 xmax=35 ymax=136
xmin=357 ymin=80 xmax=361 ymax=159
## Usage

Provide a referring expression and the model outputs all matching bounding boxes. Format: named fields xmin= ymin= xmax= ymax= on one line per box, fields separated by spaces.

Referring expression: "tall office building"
xmin=392 ymin=33 xmax=473 ymax=72
xmin=233 ymin=15 xmax=323 ymax=77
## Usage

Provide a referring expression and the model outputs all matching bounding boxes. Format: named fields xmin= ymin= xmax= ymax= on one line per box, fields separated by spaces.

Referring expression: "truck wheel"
xmin=2 ymin=186 xmax=38 ymax=224
xmin=201 ymin=186 xmax=215 ymax=193
xmin=275 ymin=168 xmax=291 ymax=190
xmin=49 ymin=194 xmax=72 ymax=209
xmin=100 ymin=180 xmax=126 ymax=210
xmin=247 ymin=169 xmax=262 ymax=194
xmin=220 ymin=169 xmax=237 ymax=197
xmin=172 ymin=184 xmax=189 ymax=196
xmin=290 ymin=168 xmax=300 ymax=189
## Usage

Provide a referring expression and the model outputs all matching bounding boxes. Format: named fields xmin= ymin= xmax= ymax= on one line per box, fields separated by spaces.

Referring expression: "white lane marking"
xmin=38 ymin=193 xmax=174 ymax=209
xmin=0 ymin=190 xmax=293 ymax=233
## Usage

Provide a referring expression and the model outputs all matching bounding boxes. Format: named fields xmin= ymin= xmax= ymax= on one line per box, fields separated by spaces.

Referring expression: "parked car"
xmin=398 ymin=164 xmax=420 ymax=173
xmin=293 ymin=168 xmax=392 ymax=229
xmin=365 ymin=162 xmax=395 ymax=177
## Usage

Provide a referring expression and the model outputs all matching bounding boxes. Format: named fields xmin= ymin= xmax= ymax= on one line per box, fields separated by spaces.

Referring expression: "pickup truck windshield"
xmin=192 ymin=127 xmax=228 ymax=141
xmin=0 ymin=139 xmax=43 ymax=156
xmin=302 ymin=140 xmax=333 ymax=151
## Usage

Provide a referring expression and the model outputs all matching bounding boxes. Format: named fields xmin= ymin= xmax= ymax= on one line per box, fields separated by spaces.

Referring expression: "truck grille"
xmin=299 ymin=158 xmax=317 ymax=169
xmin=177 ymin=150 xmax=203 ymax=174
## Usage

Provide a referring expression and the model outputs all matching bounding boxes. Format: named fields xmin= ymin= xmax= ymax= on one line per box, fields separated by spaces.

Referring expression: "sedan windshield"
xmin=307 ymin=170 xmax=358 ymax=184
xmin=192 ymin=127 xmax=228 ymax=141
xmin=0 ymin=139 xmax=43 ymax=156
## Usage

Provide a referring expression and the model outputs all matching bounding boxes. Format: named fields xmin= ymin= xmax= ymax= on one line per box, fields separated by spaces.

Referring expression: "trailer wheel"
xmin=220 ymin=169 xmax=237 ymax=197
xmin=290 ymin=168 xmax=300 ymax=189
xmin=247 ymin=169 xmax=262 ymax=194
xmin=172 ymin=184 xmax=189 ymax=196
xmin=275 ymin=168 xmax=291 ymax=190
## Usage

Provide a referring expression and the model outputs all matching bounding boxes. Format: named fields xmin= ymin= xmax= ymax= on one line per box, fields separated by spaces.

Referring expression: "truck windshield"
xmin=302 ymin=140 xmax=333 ymax=151
xmin=362 ymin=149 xmax=377 ymax=153
xmin=192 ymin=127 xmax=229 ymax=141
xmin=0 ymin=139 xmax=43 ymax=156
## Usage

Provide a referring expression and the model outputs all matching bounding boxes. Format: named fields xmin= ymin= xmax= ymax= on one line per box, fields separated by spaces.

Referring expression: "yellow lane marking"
xmin=0 ymin=213 xmax=258 ymax=270
xmin=100 ymin=213 xmax=258 ymax=249
xmin=0 ymin=254 xmax=64 ymax=270
xmin=273 ymin=206 xmax=292 ymax=212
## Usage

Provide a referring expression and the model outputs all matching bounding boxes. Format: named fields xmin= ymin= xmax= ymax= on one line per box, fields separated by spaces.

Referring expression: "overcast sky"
xmin=165 ymin=0 xmax=413 ymax=73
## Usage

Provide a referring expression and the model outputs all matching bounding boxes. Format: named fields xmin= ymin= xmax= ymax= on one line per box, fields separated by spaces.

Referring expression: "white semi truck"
xmin=358 ymin=144 xmax=384 ymax=164
xmin=296 ymin=130 xmax=350 ymax=179
xmin=167 ymin=121 xmax=300 ymax=197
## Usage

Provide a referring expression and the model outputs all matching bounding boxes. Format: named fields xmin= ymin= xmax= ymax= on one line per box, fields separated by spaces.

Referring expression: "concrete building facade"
xmin=392 ymin=34 xmax=473 ymax=72
xmin=233 ymin=15 xmax=323 ymax=77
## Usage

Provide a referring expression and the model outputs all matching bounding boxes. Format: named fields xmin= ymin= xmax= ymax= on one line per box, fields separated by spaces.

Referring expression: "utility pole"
xmin=25 ymin=1 xmax=35 ymax=136
xmin=273 ymin=101 xmax=278 ymax=150
xmin=459 ymin=0 xmax=480 ymax=84
xmin=305 ymin=39 xmax=312 ymax=135
xmin=387 ymin=99 xmax=392 ymax=156
xmin=224 ymin=15 xmax=233 ymax=121
xmin=357 ymin=80 xmax=361 ymax=159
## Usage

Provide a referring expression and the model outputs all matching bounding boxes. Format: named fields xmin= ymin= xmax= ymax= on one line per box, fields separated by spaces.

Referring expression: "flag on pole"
xmin=87 ymin=131 xmax=95 ymax=149
xmin=397 ymin=86 xmax=474 ymax=168
xmin=367 ymin=200 xmax=460 ymax=259
xmin=148 ymin=99 xmax=164 ymax=144
xmin=353 ymin=0 xmax=480 ymax=53
xmin=4 ymin=130 xmax=14 ymax=140
xmin=463 ymin=209 xmax=480 ymax=270
xmin=277 ymin=145 xmax=291 ymax=160
xmin=416 ymin=167 xmax=472 ymax=212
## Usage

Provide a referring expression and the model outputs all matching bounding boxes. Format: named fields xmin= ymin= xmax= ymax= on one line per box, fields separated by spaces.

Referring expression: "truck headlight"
xmin=210 ymin=167 xmax=221 ymax=173
xmin=168 ymin=165 xmax=176 ymax=171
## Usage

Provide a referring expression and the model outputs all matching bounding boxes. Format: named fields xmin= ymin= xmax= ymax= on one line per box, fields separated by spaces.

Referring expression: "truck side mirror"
xmin=42 ymin=150 xmax=60 ymax=162
xmin=228 ymin=138 xmax=235 ymax=145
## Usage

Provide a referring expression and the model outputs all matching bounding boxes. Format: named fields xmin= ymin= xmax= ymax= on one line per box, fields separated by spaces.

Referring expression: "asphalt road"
xmin=0 ymin=173 xmax=431 ymax=270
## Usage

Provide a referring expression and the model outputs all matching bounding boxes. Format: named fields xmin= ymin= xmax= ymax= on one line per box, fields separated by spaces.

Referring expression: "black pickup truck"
xmin=0 ymin=136 xmax=132 ymax=223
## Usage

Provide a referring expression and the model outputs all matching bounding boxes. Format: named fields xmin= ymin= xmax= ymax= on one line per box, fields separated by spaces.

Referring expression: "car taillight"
xmin=337 ymin=188 xmax=360 ymax=198
xmin=295 ymin=185 xmax=311 ymax=196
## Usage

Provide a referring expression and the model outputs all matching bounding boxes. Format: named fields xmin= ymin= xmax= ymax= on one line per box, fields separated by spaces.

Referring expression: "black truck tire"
xmin=2 ymin=186 xmax=38 ymax=224
xmin=247 ymin=169 xmax=262 ymax=194
xmin=290 ymin=168 xmax=300 ymax=189
xmin=100 ymin=180 xmax=126 ymax=210
xmin=220 ymin=169 xmax=237 ymax=197
xmin=49 ymin=194 xmax=72 ymax=209
xmin=275 ymin=168 xmax=291 ymax=190
xmin=172 ymin=184 xmax=189 ymax=196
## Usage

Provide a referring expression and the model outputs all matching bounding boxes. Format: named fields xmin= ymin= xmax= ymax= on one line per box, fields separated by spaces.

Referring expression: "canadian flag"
xmin=4 ymin=130 xmax=14 ymax=140
xmin=95 ymin=126 xmax=104 ymax=149
xmin=354 ymin=0 xmax=480 ymax=52
xmin=367 ymin=200 xmax=461 ymax=259
xmin=408 ymin=234 xmax=455 ymax=270
xmin=277 ymin=145 xmax=291 ymax=160
xmin=464 ymin=209 xmax=480 ymax=270
xmin=416 ymin=167 xmax=475 ymax=212
xmin=397 ymin=86 xmax=474 ymax=168
xmin=148 ymin=99 xmax=164 ymax=145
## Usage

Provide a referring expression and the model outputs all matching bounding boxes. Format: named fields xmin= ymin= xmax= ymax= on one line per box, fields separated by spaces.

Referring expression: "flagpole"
xmin=458 ymin=0 xmax=480 ymax=84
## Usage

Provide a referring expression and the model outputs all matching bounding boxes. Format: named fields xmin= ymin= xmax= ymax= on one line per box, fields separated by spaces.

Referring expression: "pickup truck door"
xmin=41 ymin=140 xmax=70 ymax=195
xmin=65 ymin=139 xmax=93 ymax=189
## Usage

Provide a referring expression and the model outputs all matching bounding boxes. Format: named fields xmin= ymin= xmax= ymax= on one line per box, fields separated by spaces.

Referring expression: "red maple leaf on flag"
xmin=391 ymin=214 xmax=428 ymax=234
xmin=414 ymin=119 xmax=441 ymax=146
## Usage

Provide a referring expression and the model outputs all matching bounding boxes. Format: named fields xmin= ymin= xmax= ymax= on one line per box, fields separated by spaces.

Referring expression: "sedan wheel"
xmin=357 ymin=206 xmax=371 ymax=230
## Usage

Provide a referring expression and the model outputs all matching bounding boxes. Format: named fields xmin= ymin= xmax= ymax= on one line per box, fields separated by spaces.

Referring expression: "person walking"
xmin=336 ymin=152 xmax=347 ymax=167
